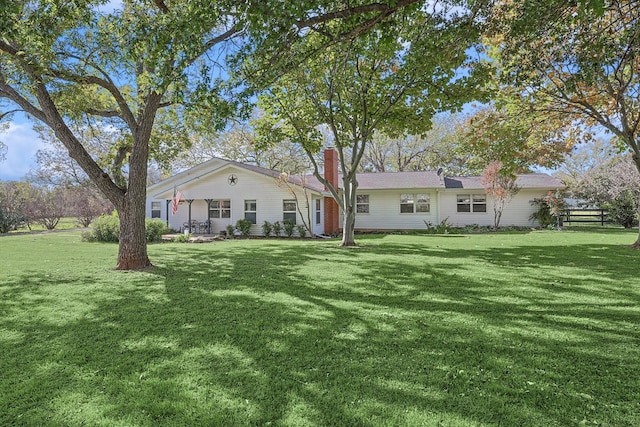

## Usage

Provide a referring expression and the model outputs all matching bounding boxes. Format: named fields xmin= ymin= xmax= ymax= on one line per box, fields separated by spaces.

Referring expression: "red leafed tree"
xmin=481 ymin=161 xmax=520 ymax=230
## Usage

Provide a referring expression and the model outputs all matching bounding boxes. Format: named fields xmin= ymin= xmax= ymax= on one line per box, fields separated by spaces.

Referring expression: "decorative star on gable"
xmin=227 ymin=174 xmax=238 ymax=185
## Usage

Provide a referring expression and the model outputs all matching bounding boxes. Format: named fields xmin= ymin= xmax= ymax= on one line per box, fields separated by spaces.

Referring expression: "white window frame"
xmin=151 ymin=201 xmax=161 ymax=218
xmin=315 ymin=199 xmax=321 ymax=224
xmin=457 ymin=194 xmax=487 ymax=213
xmin=210 ymin=199 xmax=231 ymax=218
xmin=356 ymin=194 xmax=370 ymax=214
xmin=244 ymin=200 xmax=257 ymax=224
xmin=400 ymin=193 xmax=430 ymax=213
xmin=283 ymin=199 xmax=297 ymax=224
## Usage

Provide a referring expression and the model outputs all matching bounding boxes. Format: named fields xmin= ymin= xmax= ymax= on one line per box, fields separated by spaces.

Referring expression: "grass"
xmin=1 ymin=229 xmax=639 ymax=426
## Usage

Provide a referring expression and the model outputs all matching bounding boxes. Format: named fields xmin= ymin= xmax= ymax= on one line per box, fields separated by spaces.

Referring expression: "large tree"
xmin=361 ymin=112 xmax=482 ymax=175
xmin=256 ymin=3 xmax=489 ymax=246
xmin=0 ymin=0 xmax=424 ymax=269
xmin=488 ymin=0 xmax=640 ymax=245
xmin=459 ymin=103 xmax=582 ymax=174
xmin=173 ymin=122 xmax=313 ymax=174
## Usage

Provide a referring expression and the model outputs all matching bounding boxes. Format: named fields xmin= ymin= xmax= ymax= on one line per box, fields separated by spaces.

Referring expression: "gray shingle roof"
xmin=444 ymin=174 xmax=565 ymax=190
xmin=349 ymin=171 xmax=445 ymax=190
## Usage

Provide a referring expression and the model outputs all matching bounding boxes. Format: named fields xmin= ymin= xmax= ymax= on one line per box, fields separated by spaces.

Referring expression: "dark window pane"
xmin=245 ymin=212 xmax=257 ymax=224
xmin=400 ymin=204 xmax=414 ymax=213
xmin=457 ymin=204 xmax=471 ymax=213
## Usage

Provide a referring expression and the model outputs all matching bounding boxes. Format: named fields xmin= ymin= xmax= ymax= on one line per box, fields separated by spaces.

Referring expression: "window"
xmin=457 ymin=194 xmax=487 ymax=213
xmin=416 ymin=194 xmax=430 ymax=212
xmin=401 ymin=194 xmax=430 ymax=213
xmin=472 ymin=194 xmax=487 ymax=212
xmin=151 ymin=201 xmax=161 ymax=218
xmin=356 ymin=194 xmax=369 ymax=214
xmin=210 ymin=200 xmax=231 ymax=218
xmin=400 ymin=194 xmax=414 ymax=213
xmin=244 ymin=200 xmax=257 ymax=224
xmin=315 ymin=199 xmax=321 ymax=224
xmin=283 ymin=199 xmax=296 ymax=224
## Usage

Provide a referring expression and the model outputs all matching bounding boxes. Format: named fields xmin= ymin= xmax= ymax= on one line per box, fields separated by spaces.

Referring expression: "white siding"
xmin=148 ymin=165 xmax=319 ymax=235
xmin=312 ymin=197 xmax=325 ymax=236
xmin=440 ymin=189 xmax=548 ymax=227
xmin=353 ymin=190 xmax=438 ymax=230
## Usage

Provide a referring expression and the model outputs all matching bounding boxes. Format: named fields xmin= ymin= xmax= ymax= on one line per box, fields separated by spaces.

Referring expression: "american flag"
xmin=172 ymin=188 xmax=182 ymax=215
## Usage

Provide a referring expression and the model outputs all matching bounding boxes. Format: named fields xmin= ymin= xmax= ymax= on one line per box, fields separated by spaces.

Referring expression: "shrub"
xmin=226 ymin=224 xmax=236 ymax=237
xmin=146 ymin=219 xmax=170 ymax=242
xmin=530 ymin=192 xmax=568 ymax=228
xmin=0 ymin=206 xmax=26 ymax=233
xmin=83 ymin=213 xmax=170 ymax=243
xmin=272 ymin=221 xmax=282 ymax=237
xmin=423 ymin=217 xmax=452 ymax=234
xmin=172 ymin=233 xmax=191 ymax=243
xmin=296 ymin=224 xmax=307 ymax=238
xmin=283 ymin=219 xmax=295 ymax=237
xmin=236 ymin=219 xmax=253 ymax=236
xmin=262 ymin=221 xmax=273 ymax=237
xmin=604 ymin=190 xmax=639 ymax=228
xmin=85 ymin=212 xmax=120 ymax=242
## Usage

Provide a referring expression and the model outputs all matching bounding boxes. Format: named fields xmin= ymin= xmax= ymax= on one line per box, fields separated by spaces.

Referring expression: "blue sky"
xmin=1 ymin=117 xmax=43 ymax=181
xmin=0 ymin=1 xmax=122 ymax=181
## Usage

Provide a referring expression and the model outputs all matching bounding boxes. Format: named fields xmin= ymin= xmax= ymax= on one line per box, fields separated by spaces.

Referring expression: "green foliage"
xmin=530 ymin=192 xmax=568 ymax=228
xmin=283 ymin=219 xmax=295 ymax=237
xmin=423 ymin=218 xmax=452 ymax=234
xmin=603 ymin=190 xmax=639 ymax=229
xmin=235 ymin=219 xmax=252 ymax=236
xmin=84 ymin=212 xmax=120 ymax=243
xmin=0 ymin=206 xmax=23 ymax=233
xmin=226 ymin=224 xmax=236 ymax=237
xmin=261 ymin=220 xmax=273 ymax=237
xmin=172 ymin=233 xmax=191 ymax=243
xmin=272 ymin=221 xmax=282 ymax=237
xmin=83 ymin=213 xmax=169 ymax=243
xmin=145 ymin=219 xmax=170 ymax=243
xmin=296 ymin=224 xmax=307 ymax=238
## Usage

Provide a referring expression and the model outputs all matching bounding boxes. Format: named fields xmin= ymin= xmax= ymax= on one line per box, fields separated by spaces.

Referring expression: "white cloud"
xmin=0 ymin=122 xmax=46 ymax=181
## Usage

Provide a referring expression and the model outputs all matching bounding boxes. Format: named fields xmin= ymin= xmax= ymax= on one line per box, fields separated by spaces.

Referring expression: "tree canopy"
xmin=256 ymin=2 xmax=489 ymax=245
xmin=0 ymin=0 xmax=426 ymax=267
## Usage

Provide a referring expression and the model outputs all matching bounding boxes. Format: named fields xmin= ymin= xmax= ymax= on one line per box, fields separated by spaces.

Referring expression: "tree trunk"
xmin=632 ymin=191 xmax=640 ymax=249
xmin=113 ymin=114 xmax=155 ymax=270
xmin=631 ymin=152 xmax=640 ymax=248
xmin=116 ymin=198 xmax=152 ymax=270
xmin=341 ymin=206 xmax=356 ymax=246
xmin=340 ymin=175 xmax=357 ymax=246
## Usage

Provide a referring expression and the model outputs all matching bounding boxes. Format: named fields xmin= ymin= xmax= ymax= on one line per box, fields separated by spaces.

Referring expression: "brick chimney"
xmin=323 ymin=148 xmax=340 ymax=235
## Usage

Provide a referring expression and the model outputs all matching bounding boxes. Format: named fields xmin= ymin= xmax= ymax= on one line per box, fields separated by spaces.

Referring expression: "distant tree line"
xmin=0 ymin=182 xmax=111 ymax=233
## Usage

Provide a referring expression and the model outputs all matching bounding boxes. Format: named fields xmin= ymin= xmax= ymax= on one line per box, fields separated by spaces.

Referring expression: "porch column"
xmin=187 ymin=199 xmax=194 ymax=232
xmin=165 ymin=200 xmax=171 ymax=227
xmin=205 ymin=199 xmax=212 ymax=234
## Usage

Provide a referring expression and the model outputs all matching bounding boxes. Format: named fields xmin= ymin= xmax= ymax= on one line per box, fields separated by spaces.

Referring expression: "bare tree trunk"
xmin=493 ymin=205 xmax=501 ymax=230
xmin=341 ymin=176 xmax=357 ymax=246
xmin=116 ymin=197 xmax=151 ymax=270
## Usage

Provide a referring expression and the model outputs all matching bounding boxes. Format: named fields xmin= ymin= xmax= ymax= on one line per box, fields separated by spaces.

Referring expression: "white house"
xmin=146 ymin=149 xmax=565 ymax=235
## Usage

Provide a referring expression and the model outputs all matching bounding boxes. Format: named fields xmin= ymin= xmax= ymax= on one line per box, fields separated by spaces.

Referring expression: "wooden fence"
xmin=563 ymin=208 xmax=610 ymax=225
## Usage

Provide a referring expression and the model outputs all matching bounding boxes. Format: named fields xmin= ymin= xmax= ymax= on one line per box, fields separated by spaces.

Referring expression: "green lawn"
xmin=1 ymin=229 xmax=639 ymax=426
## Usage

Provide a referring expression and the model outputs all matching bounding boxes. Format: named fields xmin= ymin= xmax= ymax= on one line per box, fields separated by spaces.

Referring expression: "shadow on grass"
xmin=1 ymin=235 xmax=639 ymax=426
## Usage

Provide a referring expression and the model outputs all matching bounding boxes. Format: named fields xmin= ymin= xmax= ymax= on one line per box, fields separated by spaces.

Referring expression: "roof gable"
xmin=147 ymin=157 xmax=325 ymax=198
